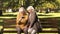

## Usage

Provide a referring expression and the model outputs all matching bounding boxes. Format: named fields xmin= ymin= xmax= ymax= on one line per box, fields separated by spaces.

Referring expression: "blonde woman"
xmin=16 ymin=7 xmax=28 ymax=34
xmin=27 ymin=6 xmax=42 ymax=34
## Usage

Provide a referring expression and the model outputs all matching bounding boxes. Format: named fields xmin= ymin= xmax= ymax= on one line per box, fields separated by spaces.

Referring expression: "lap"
xmin=32 ymin=22 xmax=42 ymax=31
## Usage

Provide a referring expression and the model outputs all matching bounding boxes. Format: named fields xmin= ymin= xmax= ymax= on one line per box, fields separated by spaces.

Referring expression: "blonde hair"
xmin=19 ymin=7 xmax=26 ymax=12
xmin=27 ymin=6 xmax=34 ymax=11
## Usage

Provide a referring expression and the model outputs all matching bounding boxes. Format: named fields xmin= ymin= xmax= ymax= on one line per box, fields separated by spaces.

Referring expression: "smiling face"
xmin=28 ymin=9 xmax=33 ymax=13
xmin=27 ymin=6 xmax=34 ymax=13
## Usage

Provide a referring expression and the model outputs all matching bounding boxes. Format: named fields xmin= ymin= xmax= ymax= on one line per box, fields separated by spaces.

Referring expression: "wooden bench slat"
xmin=3 ymin=30 xmax=58 ymax=33
xmin=4 ymin=25 xmax=16 ymax=28
xmin=42 ymin=25 xmax=57 ymax=28
xmin=3 ymin=25 xmax=57 ymax=28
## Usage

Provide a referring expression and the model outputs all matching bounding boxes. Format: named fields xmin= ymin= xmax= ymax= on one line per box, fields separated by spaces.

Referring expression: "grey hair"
xmin=27 ymin=6 xmax=34 ymax=11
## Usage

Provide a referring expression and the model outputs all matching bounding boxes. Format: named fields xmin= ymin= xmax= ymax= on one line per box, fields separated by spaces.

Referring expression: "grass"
xmin=2 ymin=12 xmax=60 ymax=18
xmin=37 ymin=13 xmax=60 ymax=18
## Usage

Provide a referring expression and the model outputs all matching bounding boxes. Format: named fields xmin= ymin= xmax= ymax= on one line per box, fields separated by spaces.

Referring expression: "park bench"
xmin=1 ymin=18 xmax=58 ymax=34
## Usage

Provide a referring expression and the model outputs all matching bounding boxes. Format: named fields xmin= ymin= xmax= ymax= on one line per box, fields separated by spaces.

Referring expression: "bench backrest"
xmin=40 ymin=18 xmax=58 ymax=28
xmin=3 ymin=19 xmax=16 ymax=28
xmin=3 ymin=18 xmax=58 ymax=28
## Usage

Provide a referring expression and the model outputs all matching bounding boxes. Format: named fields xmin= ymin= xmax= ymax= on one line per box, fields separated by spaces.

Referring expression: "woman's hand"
xmin=28 ymin=28 xmax=33 ymax=33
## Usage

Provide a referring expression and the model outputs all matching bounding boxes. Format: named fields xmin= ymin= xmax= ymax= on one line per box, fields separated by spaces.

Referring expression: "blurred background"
xmin=0 ymin=0 xmax=60 ymax=34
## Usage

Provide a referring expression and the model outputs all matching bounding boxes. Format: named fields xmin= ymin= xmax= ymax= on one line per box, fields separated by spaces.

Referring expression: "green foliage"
xmin=2 ymin=0 xmax=60 ymax=10
xmin=41 ymin=2 xmax=58 ymax=9
xmin=3 ymin=0 xmax=19 ymax=9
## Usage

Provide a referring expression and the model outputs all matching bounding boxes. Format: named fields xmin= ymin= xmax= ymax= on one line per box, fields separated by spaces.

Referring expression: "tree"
xmin=2 ymin=0 xmax=60 ymax=10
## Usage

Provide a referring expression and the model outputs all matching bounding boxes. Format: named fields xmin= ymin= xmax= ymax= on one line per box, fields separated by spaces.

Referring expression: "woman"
xmin=16 ymin=7 xmax=28 ymax=34
xmin=27 ymin=6 xmax=42 ymax=34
